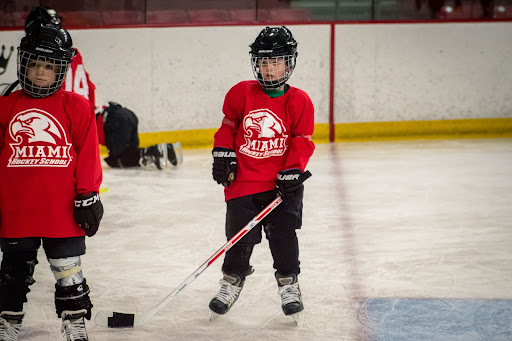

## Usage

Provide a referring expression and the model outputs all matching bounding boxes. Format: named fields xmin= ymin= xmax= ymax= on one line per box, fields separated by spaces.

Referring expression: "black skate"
xmin=0 ymin=311 xmax=24 ymax=341
xmin=61 ymin=309 xmax=88 ymax=341
xmin=276 ymin=273 xmax=303 ymax=325
xmin=167 ymin=142 xmax=183 ymax=166
xmin=139 ymin=143 xmax=168 ymax=169
xmin=209 ymin=273 xmax=244 ymax=320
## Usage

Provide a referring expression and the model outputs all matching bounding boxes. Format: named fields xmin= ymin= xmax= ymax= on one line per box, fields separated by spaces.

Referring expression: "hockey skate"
xmin=0 ymin=311 xmax=24 ymax=341
xmin=276 ymin=273 xmax=303 ymax=325
xmin=61 ymin=309 xmax=88 ymax=341
xmin=139 ymin=143 xmax=168 ymax=170
xmin=168 ymin=142 xmax=183 ymax=166
xmin=209 ymin=273 xmax=245 ymax=321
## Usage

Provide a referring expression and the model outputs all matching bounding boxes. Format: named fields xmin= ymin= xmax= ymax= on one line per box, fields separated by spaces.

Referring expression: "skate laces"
xmin=0 ymin=316 xmax=21 ymax=341
xmin=278 ymin=282 xmax=301 ymax=306
xmin=139 ymin=148 xmax=156 ymax=167
xmin=139 ymin=145 xmax=165 ymax=169
xmin=214 ymin=278 xmax=242 ymax=305
xmin=61 ymin=312 xmax=88 ymax=341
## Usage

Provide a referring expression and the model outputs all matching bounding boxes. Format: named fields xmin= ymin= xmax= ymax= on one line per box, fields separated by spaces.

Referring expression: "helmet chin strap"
xmin=259 ymin=77 xmax=286 ymax=90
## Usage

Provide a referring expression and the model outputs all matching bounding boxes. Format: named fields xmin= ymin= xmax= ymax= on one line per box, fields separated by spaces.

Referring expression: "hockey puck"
xmin=108 ymin=312 xmax=135 ymax=328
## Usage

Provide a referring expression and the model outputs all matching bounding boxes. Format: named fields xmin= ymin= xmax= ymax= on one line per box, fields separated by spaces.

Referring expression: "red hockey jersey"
xmin=214 ymin=80 xmax=315 ymax=201
xmin=62 ymin=49 xmax=96 ymax=108
xmin=0 ymin=89 xmax=102 ymax=238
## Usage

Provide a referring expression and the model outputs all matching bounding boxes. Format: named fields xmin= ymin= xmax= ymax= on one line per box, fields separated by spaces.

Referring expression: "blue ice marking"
xmin=359 ymin=298 xmax=512 ymax=341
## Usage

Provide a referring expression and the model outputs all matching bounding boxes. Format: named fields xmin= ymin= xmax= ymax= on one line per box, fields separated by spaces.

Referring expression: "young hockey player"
xmin=4 ymin=6 xmax=96 ymax=108
xmin=209 ymin=26 xmax=315 ymax=322
xmin=24 ymin=6 xmax=97 ymax=107
xmin=96 ymin=102 xmax=183 ymax=169
xmin=0 ymin=24 xmax=103 ymax=341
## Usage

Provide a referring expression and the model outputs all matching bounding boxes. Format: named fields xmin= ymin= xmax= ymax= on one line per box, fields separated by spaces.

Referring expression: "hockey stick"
xmin=2 ymin=80 xmax=19 ymax=96
xmin=95 ymin=195 xmax=283 ymax=328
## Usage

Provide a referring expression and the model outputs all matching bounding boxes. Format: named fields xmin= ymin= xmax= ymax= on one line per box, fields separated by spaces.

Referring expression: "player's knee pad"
xmin=54 ymin=279 xmax=93 ymax=320
xmin=0 ymin=251 xmax=38 ymax=311
xmin=48 ymin=256 xmax=84 ymax=287
xmin=264 ymin=222 xmax=297 ymax=240
xmin=265 ymin=224 xmax=300 ymax=275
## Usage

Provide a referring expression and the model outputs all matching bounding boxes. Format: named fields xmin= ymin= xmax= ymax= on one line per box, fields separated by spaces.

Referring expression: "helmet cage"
xmin=17 ymin=25 xmax=74 ymax=98
xmin=17 ymin=50 xmax=70 ymax=98
xmin=250 ymin=55 xmax=296 ymax=90
xmin=249 ymin=26 xmax=298 ymax=90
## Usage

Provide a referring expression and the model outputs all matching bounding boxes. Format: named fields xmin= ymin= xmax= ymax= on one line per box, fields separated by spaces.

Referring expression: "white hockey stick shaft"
xmin=95 ymin=195 xmax=283 ymax=328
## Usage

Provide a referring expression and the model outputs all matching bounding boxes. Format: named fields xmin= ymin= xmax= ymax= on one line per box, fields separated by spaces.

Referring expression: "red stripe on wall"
xmin=329 ymin=23 xmax=335 ymax=143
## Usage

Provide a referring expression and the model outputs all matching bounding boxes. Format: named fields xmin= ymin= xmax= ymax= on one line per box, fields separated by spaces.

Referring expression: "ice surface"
xmin=4 ymin=138 xmax=512 ymax=340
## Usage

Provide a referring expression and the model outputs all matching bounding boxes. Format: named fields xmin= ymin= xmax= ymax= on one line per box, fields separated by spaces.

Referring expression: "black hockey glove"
xmin=212 ymin=147 xmax=237 ymax=187
xmin=73 ymin=192 xmax=103 ymax=237
xmin=276 ymin=169 xmax=312 ymax=203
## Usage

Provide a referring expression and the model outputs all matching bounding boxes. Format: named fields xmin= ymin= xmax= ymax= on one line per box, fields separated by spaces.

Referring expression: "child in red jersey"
xmin=209 ymin=26 xmax=315 ymax=320
xmin=0 ymin=24 xmax=102 ymax=341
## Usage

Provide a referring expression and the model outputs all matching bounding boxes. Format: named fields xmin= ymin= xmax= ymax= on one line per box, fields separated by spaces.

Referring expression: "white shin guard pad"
xmin=48 ymin=256 xmax=84 ymax=287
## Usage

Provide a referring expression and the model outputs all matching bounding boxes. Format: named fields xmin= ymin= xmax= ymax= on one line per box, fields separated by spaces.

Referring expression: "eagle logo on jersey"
xmin=240 ymin=109 xmax=288 ymax=159
xmin=7 ymin=109 xmax=72 ymax=167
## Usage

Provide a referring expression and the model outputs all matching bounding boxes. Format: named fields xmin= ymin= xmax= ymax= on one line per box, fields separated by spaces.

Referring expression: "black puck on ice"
xmin=108 ymin=312 xmax=135 ymax=328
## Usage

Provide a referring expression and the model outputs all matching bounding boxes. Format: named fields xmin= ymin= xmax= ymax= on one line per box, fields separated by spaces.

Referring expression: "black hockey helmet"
xmin=249 ymin=26 xmax=298 ymax=58
xmin=249 ymin=26 xmax=298 ymax=90
xmin=17 ymin=24 xmax=76 ymax=98
xmin=25 ymin=6 xmax=62 ymax=35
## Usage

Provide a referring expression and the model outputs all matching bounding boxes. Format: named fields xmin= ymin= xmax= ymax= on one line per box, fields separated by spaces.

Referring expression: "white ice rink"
xmin=7 ymin=138 xmax=512 ymax=340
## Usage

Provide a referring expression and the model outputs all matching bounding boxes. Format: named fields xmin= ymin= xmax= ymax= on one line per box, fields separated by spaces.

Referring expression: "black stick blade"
xmin=108 ymin=312 xmax=135 ymax=328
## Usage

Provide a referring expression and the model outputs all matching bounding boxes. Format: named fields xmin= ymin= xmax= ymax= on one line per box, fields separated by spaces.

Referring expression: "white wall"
xmin=1 ymin=22 xmax=511 ymax=134
xmin=63 ymin=25 xmax=330 ymax=133
xmin=336 ymin=22 xmax=512 ymax=123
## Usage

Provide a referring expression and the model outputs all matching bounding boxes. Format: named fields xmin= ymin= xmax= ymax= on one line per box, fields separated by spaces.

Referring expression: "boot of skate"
xmin=61 ymin=309 xmax=89 ymax=341
xmin=209 ymin=273 xmax=245 ymax=315
xmin=167 ymin=142 xmax=183 ymax=166
xmin=0 ymin=311 xmax=24 ymax=341
xmin=275 ymin=272 xmax=303 ymax=316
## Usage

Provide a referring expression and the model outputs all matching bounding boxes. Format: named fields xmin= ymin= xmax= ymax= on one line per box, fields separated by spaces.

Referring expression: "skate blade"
xmin=172 ymin=142 xmax=183 ymax=165
xmin=160 ymin=143 xmax=168 ymax=169
xmin=291 ymin=313 xmax=300 ymax=326
xmin=210 ymin=312 xmax=220 ymax=322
